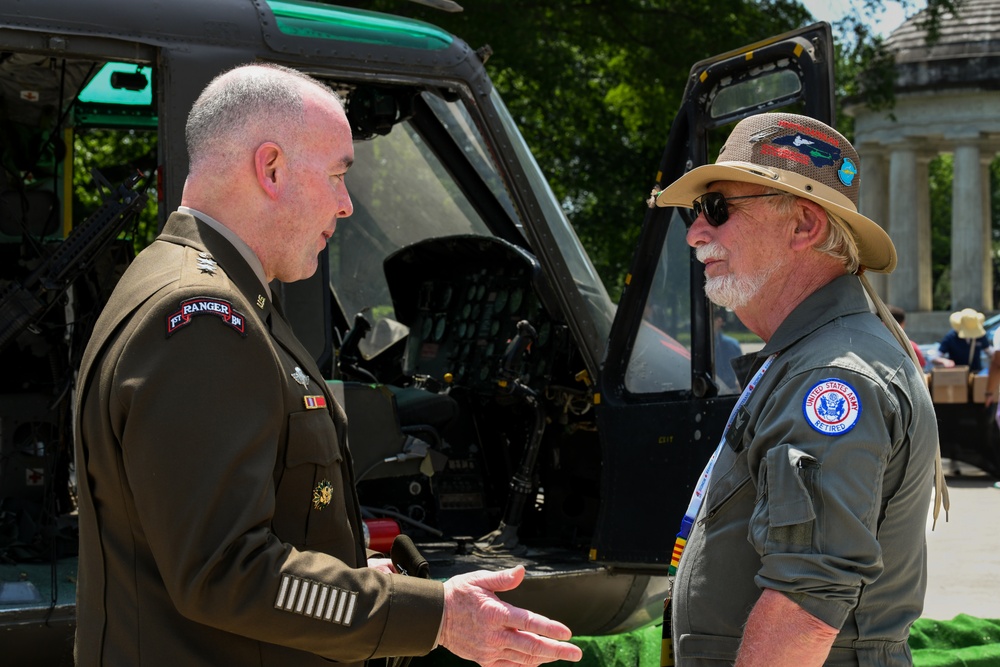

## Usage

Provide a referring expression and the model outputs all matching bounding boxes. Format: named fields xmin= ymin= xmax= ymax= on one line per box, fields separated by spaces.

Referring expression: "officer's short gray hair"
xmin=186 ymin=63 xmax=343 ymax=168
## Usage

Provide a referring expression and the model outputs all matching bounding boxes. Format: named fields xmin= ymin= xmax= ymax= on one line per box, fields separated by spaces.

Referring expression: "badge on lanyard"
xmin=725 ymin=405 xmax=750 ymax=452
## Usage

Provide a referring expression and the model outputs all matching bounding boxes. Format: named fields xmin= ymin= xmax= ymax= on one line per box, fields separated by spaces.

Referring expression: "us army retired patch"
xmin=803 ymin=378 xmax=861 ymax=436
xmin=166 ymin=297 xmax=247 ymax=337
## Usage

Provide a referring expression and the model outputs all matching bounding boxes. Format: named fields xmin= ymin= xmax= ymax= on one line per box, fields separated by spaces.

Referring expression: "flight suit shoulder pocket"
xmin=764 ymin=444 xmax=818 ymax=527
xmin=750 ymin=444 xmax=819 ymax=553
xmin=286 ymin=410 xmax=343 ymax=468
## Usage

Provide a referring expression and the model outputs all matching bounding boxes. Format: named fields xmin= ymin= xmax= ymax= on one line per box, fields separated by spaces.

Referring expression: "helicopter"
xmin=0 ymin=1 xmax=836 ymax=664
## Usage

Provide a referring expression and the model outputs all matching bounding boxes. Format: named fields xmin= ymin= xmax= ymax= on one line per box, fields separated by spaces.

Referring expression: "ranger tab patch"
xmin=803 ymin=378 xmax=861 ymax=436
xmin=166 ymin=297 xmax=247 ymax=337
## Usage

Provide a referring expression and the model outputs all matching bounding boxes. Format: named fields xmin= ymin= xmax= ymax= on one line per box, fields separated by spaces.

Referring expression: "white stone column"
xmin=859 ymin=149 xmax=889 ymax=299
xmin=951 ymin=143 xmax=987 ymax=311
xmin=981 ymin=156 xmax=994 ymax=311
xmin=888 ymin=146 xmax=921 ymax=310
xmin=916 ymin=153 xmax=933 ymax=311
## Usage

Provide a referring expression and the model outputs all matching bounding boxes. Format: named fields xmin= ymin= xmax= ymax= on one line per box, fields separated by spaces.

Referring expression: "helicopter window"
xmin=489 ymin=88 xmax=615 ymax=341
xmin=75 ymin=62 xmax=156 ymax=128
xmin=710 ymin=67 xmax=801 ymax=120
xmin=78 ymin=63 xmax=152 ymax=106
xmin=422 ymin=92 xmax=519 ymax=224
xmin=328 ymin=90 xmax=497 ymax=359
xmin=624 ymin=210 xmax=693 ymax=394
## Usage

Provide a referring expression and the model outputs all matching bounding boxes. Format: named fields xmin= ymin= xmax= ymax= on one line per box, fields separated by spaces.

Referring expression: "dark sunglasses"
xmin=692 ymin=192 xmax=782 ymax=227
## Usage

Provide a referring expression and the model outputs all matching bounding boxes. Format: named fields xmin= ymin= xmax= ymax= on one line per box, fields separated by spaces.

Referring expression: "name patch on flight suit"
xmin=166 ymin=297 xmax=247 ymax=337
xmin=803 ymin=378 xmax=861 ymax=436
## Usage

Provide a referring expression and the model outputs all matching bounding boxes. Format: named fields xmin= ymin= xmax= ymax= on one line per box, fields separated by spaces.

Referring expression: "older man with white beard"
xmin=650 ymin=113 xmax=946 ymax=667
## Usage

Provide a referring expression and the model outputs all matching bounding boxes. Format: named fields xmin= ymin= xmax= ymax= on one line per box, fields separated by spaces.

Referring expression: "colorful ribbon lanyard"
xmin=669 ymin=353 xmax=777 ymax=575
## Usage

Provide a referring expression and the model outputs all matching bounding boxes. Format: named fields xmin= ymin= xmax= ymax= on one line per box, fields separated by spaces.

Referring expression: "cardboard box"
xmin=932 ymin=366 xmax=970 ymax=404
xmin=971 ymin=374 xmax=988 ymax=404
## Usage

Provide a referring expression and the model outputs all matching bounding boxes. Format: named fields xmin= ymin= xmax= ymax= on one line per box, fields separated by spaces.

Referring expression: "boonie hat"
xmin=950 ymin=308 xmax=986 ymax=339
xmin=652 ymin=112 xmax=896 ymax=274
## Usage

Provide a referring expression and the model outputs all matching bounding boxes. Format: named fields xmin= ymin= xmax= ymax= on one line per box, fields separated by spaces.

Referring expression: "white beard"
xmin=697 ymin=243 xmax=779 ymax=309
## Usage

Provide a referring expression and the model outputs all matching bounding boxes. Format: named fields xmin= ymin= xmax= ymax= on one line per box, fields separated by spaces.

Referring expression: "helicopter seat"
xmin=388 ymin=385 xmax=458 ymax=443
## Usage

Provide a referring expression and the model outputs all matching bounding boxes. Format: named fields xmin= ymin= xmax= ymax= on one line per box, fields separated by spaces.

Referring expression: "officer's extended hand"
xmin=439 ymin=565 xmax=583 ymax=667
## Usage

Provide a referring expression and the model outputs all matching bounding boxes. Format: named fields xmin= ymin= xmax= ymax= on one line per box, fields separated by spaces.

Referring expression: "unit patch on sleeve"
xmin=802 ymin=378 xmax=861 ymax=436
xmin=274 ymin=573 xmax=357 ymax=626
xmin=166 ymin=297 xmax=247 ymax=337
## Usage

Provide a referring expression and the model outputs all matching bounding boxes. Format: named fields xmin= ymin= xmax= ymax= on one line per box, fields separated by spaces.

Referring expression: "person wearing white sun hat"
xmin=934 ymin=307 xmax=990 ymax=373
xmin=654 ymin=112 xmax=947 ymax=667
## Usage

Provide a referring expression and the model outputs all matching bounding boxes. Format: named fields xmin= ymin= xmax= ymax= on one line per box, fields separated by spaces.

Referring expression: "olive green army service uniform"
xmin=74 ymin=212 xmax=443 ymax=666
xmin=671 ymin=276 xmax=937 ymax=666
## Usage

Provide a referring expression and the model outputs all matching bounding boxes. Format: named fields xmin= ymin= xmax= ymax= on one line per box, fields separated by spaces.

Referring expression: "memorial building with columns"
xmin=846 ymin=0 xmax=1000 ymax=343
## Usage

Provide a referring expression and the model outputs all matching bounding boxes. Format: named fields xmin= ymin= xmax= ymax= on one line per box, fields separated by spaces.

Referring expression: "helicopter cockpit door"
xmin=591 ymin=23 xmax=836 ymax=567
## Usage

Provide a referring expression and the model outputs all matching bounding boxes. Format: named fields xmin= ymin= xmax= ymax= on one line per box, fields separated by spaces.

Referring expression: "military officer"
xmin=74 ymin=63 xmax=583 ymax=667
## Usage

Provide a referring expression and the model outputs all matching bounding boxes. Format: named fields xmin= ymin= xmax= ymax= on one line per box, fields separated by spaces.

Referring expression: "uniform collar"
xmin=758 ymin=274 xmax=870 ymax=358
xmin=731 ymin=275 xmax=869 ymax=383
xmin=177 ymin=206 xmax=270 ymax=298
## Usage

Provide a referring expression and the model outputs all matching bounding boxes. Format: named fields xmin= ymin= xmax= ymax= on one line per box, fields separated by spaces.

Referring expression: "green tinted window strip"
xmin=77 ymin=64 xmax=153 ymax=106
xmin=268 ymin=0 xmax=452 ymax=50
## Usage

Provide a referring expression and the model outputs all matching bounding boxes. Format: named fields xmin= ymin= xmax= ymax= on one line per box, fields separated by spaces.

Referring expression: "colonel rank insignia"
xmin=313 ymin=479 xmax=333 ymax=510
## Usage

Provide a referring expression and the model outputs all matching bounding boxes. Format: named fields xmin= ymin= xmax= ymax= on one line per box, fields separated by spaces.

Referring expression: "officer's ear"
xmin=254 ymin=142 xmax=285 ymax=200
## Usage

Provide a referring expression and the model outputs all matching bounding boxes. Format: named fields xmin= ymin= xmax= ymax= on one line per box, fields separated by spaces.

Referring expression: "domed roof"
xmin=884 ymin=0 xmax=1000 ymax=91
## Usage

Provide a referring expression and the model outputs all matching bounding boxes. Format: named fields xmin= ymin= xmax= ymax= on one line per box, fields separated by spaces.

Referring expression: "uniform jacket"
xmin=672 ymin=275 xmax=937 ymax=667
xmin=74 ymin=212 xmax=443 ymax=666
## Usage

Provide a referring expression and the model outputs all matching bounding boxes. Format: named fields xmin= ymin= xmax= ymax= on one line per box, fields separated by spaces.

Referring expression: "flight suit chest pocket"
xmin=273 ymin=410 xmax=348 ymax=548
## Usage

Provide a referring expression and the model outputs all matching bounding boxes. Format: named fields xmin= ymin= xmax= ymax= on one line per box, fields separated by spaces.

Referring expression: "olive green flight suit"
xmin=672 ymin=276 xmax=937 ymax=666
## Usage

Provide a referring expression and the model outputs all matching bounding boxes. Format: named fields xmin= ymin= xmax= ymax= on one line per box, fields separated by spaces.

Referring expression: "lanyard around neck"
xmin=668 ymin=353 xmax=777 ymax=575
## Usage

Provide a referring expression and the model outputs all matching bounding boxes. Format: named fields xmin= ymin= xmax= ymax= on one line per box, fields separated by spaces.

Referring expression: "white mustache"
xmin=696 ymin=242 xmax=727 ymax=264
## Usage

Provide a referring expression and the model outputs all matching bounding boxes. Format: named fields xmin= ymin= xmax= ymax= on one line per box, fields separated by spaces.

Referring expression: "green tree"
xmin=72 ymin=128 xmax=158 ymax=252
xmin=928 ymin=154 xmax=954 ymax=310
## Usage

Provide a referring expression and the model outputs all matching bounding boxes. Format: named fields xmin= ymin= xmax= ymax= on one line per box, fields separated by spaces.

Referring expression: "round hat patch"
xmin=803 ymin=379 xmax=861 ymax=436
